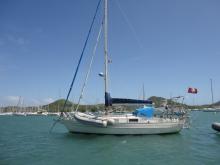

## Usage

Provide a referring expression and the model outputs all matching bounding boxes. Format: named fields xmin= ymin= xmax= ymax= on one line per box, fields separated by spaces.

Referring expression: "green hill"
xmin=43 ymin=99 xmax=104 ymax=112
xmin=1 ymin=97 xmax=218 ymax=113
xmin=42 ymin=96 xmax=219 ymax=112
xmin=148 ymin=96 xmax=166 ymax=107
xmin=42 ymin=99 xmax=73 ymax=112
xmin=44 ymin=96 xmax=186 ymax=112
xmin=148 ymin=96 xmax=189 ymax=108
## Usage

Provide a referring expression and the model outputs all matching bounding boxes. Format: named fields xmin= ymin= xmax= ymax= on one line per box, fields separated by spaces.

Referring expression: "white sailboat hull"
xmin=60 ymin=116 xmax=184 ymax=135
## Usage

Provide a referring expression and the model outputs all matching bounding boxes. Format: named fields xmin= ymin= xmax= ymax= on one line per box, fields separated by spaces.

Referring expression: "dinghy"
xmin=212 ymin=122 xmax=220 ymax=132
xmin=74 ymin=112 xmax=107 ymax=127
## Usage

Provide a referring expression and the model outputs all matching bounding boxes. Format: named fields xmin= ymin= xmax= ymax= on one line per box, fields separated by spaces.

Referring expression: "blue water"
xmin=0 ymin=112 xmax=220 ymax=165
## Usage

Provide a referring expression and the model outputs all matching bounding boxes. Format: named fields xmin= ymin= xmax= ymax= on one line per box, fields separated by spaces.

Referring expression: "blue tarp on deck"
xmin=133 ymin=106 xmax=154 ymax=118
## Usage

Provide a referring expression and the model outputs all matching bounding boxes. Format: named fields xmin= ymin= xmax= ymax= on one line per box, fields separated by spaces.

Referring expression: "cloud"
xmin=3 ymin=34 xmax=29 ymax=52
xmin=6 ymin=34 xmax=29 ymax=46
xmin=42 ymin=98 xmax=55 ymax=104
xmin=0 ymin=96 xmax=55 ymax=106
xmin=28 ymin=98 xmax=55 ymax=106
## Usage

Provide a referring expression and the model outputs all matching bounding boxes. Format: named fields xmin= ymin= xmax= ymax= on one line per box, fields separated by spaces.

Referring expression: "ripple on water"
xmin=0 ymin=113 xmax=220 ymax=165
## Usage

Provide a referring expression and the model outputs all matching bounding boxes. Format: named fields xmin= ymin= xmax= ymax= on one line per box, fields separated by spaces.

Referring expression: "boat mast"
xmin=142 ymin=84 xmax=145 ymax=100
xmin=104 ymin=0 xmax=109 ymax=106
xmin=210 ymin=78 xmax=214 ymax=104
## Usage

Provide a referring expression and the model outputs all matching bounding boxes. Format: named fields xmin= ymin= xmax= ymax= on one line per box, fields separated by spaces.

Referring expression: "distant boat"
xmin=0 ymin=112 xmax=13 ymax=116
xmin=26 ymin=112 xmax=38 ymax=116
xmin=204 ymin=79 xmax=217 ymax=112
xmin=12 ymin=112 xmax=27 ymax=116
xmin=202 ymin=108 xmax=220 ymax=112
xmin=12 ymin=96 xmax=27 ymax=116
xmin=47 ymin=112 xmax=60 ymax=116
xmin=59 ymin=0 xmax=185 ymax=135
xmin=202 ymin=79 xmax=219 ymax=112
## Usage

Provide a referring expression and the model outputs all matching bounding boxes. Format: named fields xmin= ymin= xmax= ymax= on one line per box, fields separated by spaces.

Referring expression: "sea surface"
xmin=0 ymin=111 xmax=220 ymax=165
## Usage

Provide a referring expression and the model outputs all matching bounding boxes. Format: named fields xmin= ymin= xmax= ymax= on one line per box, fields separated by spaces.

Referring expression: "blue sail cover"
xmin=111 ymin=98 xmax=153 ymax=104
xmin=133 ymin=106 xmax=154 ymax=118
xmin=105 ymin=92 xmax=112 ymax=106
xmin=105 ymin=92 xmax=153 ymax=106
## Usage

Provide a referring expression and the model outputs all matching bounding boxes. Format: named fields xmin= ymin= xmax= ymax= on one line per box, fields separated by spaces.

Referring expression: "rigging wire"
xmin=49 ymin=0 xmax=102 ymax=133
xmin=114 ymin=0 xmax=144 ymax=50
xmin=60 ymin=0 xmax=102 ymax=115
xmin=75 ymin=21 xmax=103 ymax=112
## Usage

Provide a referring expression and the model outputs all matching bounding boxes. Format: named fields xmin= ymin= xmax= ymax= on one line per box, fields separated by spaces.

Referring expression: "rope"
xmin=61 ymin=0 xmax=102 ymax=114
xmin=75 ymin=21 xmax=103 ymax=112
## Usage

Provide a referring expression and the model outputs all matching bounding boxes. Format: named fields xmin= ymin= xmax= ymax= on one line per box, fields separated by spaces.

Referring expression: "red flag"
xmin=188 ymin=87 xmax=198 ymax=94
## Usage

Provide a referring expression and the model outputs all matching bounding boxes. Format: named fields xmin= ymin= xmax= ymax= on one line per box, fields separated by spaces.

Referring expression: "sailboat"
xmin=203 ymin=79 xmax=219 ymax=112
xmin=59 ymin=0 xmax=185 ymax=135
xmin=12 ymin=96 xmax=27 ymax=116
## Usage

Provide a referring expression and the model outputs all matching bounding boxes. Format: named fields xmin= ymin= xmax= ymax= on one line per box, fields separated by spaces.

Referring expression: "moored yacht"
xmin=59 ymin=0 xmax=185 ymax=135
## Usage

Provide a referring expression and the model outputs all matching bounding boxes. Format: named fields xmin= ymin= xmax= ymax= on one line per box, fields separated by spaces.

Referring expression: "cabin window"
xmin=129 ymin=118 xmax=138 ymax=122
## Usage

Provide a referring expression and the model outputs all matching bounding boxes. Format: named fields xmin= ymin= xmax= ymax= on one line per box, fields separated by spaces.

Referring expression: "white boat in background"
xmin=0 ymin=112 xmax=13 ymax=116
xmin=12 ymin=112 xmax=27 ymax=116
xmin=204 ymin=79 xmax=220 ymax=112
xmin=25 ymin=112 xmax=38 ymax=116
xmin=11 ymin=96 xmax=27 ymax=116
xmin=42 ymin=112 xmax=49 ymax=116
xmin=59 ymin=0 xmax=185 ymax=135
xmin=47 ymin=112 xmax=60 ymax=116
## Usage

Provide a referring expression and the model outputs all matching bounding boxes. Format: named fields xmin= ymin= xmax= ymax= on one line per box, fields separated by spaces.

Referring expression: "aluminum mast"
xmin=104 ymin=0 xmax=109 ymax=109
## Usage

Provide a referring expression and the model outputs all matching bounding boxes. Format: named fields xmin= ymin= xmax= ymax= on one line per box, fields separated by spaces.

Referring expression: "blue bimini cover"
xmin=133 ymin=106 xmax=154 ymax=118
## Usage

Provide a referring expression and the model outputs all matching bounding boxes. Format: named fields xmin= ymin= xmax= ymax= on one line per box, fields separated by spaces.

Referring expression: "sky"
xmin=0 ymin=0 xmax=220 ymax=106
